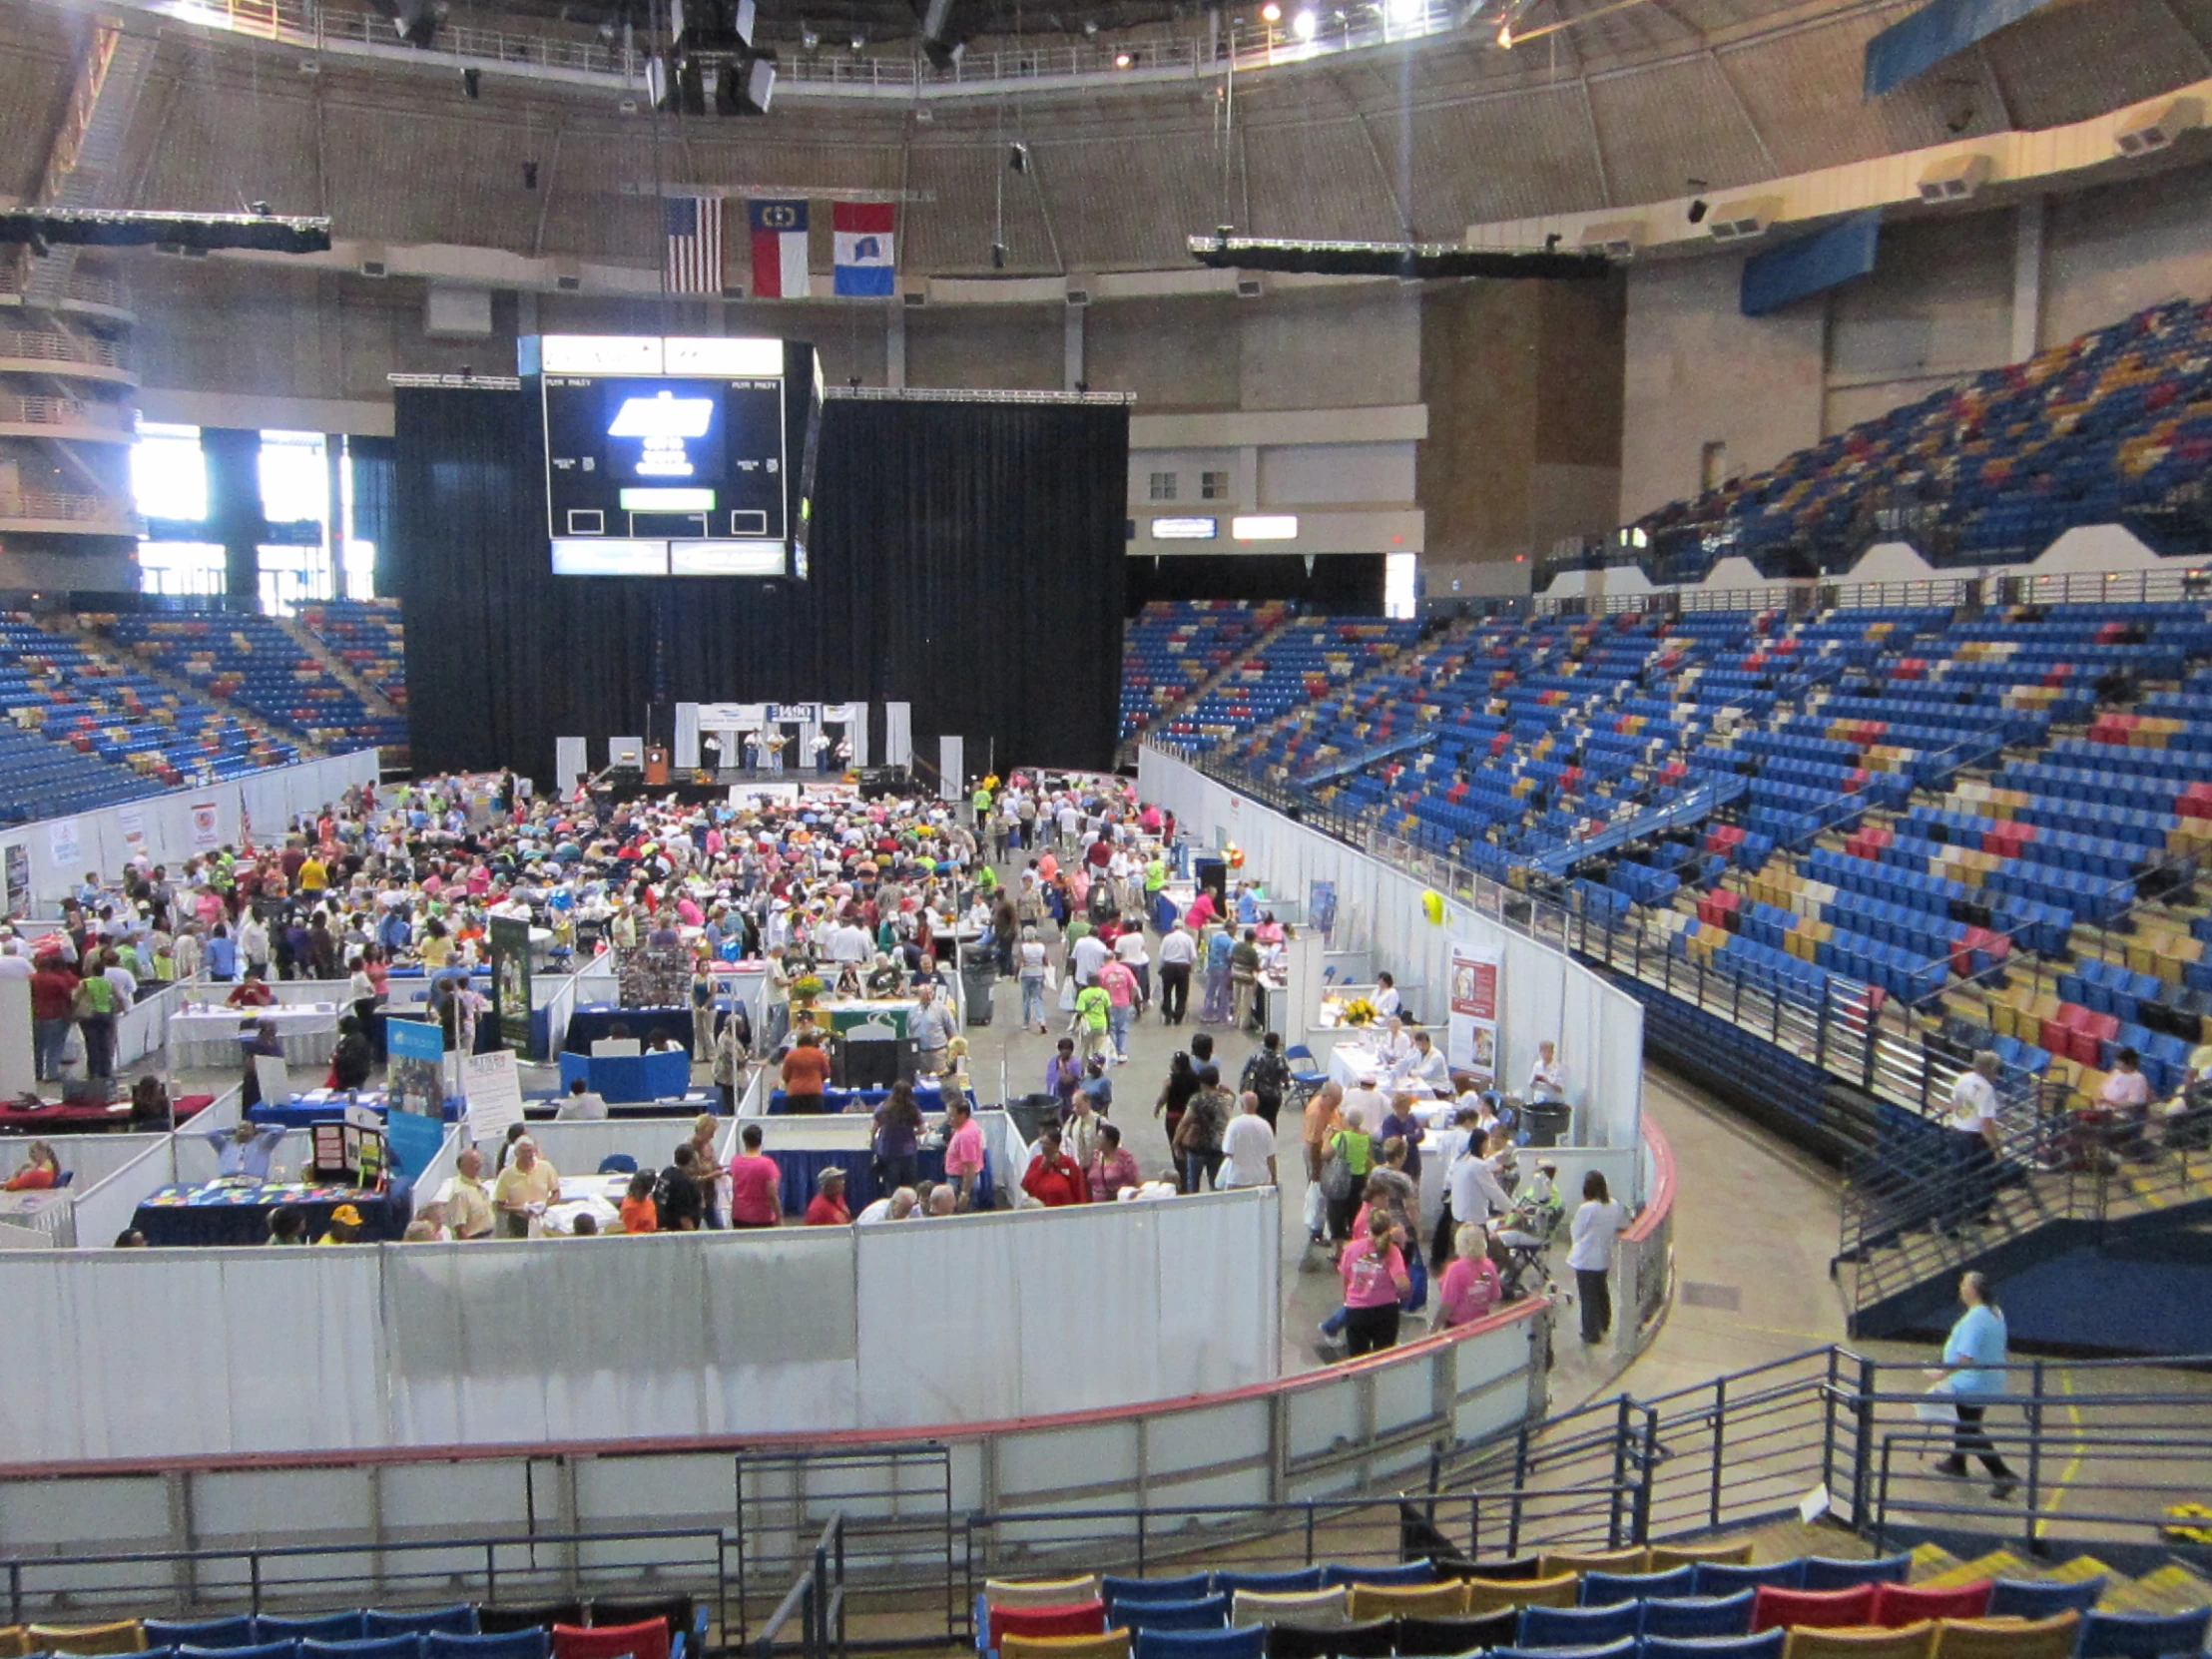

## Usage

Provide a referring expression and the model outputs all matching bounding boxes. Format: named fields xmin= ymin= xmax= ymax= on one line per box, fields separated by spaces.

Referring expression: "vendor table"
xmin=133 ymin=1179 xmax=402 ymax=1246
xmin=812 ymin=998 xmax=917 ymax=1040
xmin=249 ymin=1090 xmax=469 ymax=1130
xmin=769 ymin=1140 xmax=992 ymax=1217
xmin=0 ymin=1093 xmax=213 ymax=1135
xmin=1327 ymin=1036 xmax=1420 ymax=1089
xmin=169 ymin=1002 xmax=340 ymax=1070
xmin=563 ymin=1003 xmax=695 ymax=1056
xmin=0 ymin=1188 xmax=75 ymax=1246
xmin=543 ymin=1171 xmax=633 ymax=1235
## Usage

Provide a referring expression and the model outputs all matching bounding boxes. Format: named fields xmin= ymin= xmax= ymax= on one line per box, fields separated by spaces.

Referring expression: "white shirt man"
xmin=0 ymin=939 xmax=31 ymax=980
xmin=1070 ymin=932 xmax=1111 ymax=986
xmin=1403 ymin=1033 xmax=1451 ymax=1093
xmin=828 ymin=919 xmax=870 ymax=966
xmin=1946 ymin=1053 xmax=1999 ymax=1141
xmin=1527 ymin=1042 xmax=1566 ymax=1104
xmin=1447 ymin=1135 xmax=1513 ymax=1224
xmin=1157 ymin=927 xmax=1198 ymax=969
xmin=1219 ymin=1093 xmax=1279 ymax=1189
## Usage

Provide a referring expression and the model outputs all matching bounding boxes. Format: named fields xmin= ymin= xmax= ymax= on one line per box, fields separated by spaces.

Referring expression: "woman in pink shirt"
xmin=1338 ymin=1208 xmax=1411 ymax=1357
xmin=1437 ymin=1222 xmax=1503 ymax=1328
xmin=727 ymin=1122 xmax=784 ymax=1228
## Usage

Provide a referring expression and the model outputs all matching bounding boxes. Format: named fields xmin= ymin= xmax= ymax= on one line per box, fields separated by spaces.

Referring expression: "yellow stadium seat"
xmin=1928 ymin=1612 xmax=2079 ymax=1659
xmin=1540 ymin=1547 xmax=1650 ymax=1577
xmin=986 ymin=1577 xmax=1103 ymax=1608
xmin=1461 ymin=1573 xmax=1580 ymax=1616
xmin=1001 ymin=1634 xmax=1130 ymax=1659
xmin=27 ymin=1626 xmax=145 ymax=1658
xmin=1782 ymin=1625 xmax=1937 ymax=1659
xmin=1345 ymin=1582 xmax=1467 ymax=1621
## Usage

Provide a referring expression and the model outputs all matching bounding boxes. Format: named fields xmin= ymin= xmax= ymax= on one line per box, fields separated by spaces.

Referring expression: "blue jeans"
xmin=1108 ymin=1005 xmax=1132 ymax=1055
xmin=1183 ymin=1148 xmax=1222 ymax=1192
xmin=1020 ymin=976 xmax=1046 ymax=1027
xmin=33 ymin=1018 xmax=69 ymax=1080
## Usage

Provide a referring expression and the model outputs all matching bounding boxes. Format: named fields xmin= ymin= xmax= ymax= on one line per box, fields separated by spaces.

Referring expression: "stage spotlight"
xmin=850 ymin=30 xmax=865 ymax=46
xmin=990 ymin=240 xmax=1007 ymax=268
xmin=1292 ymin=9 xmax=1316 ymax=35
xmin=1113 ymin=48 xmax=1134 ymax=64
xmin=462 ymin=65 xmax=481 ymax=97
xmin=1386 ymin=0 xmax=1420 ymax=19
xmin=1008 ymin=141 xmax=1030 ymax=173
xmin=1686 ymin=198 xmax=1709 ymax=224
xmin=1260 ymin=0 xmax=1281 ymax=18
xmin=802 ymin=23 xmax=819 ymax=46
xmin=1082 ymin=16 xmax=1099 ymax=31
xmin=1495 ymin=21 xmax=1511 ymax=44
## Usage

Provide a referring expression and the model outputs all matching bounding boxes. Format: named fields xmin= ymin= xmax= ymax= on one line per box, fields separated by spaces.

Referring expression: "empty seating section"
xmin=1132 ymin=594 xmax=2212 ymax=1112
xmin=972 ymin=1549 xmax=2203 ymax=1659
xmin=1118 ymin=601 xmax=1284 ymax=740
xmin=2 ymin=1598 xmax=709 ymax=1659
xmin=299 ymin=600 xmax=407 ymax=710
xmin=1631 ymin=294 xmax=2212 ymax=579
xmin=0 ymin=614 xmax=296 ymax=824
xmin=103 ymin=613 xmax=406 ymax=755
xmin=1169 ymin=618 xmax=1419 ymax=746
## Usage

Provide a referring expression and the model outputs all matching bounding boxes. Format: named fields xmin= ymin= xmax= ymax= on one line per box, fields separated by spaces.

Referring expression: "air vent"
xmin=1235 ymin=276 xmax=1263 ymax=298
xmin=1706 ymin=196 xmax=1782 ymax=243
xmin=901 ymin=286 xmax=927 ymax=307
xmin=1580 ymin=220 xmax=1646 ymax=260
xmin=359 ymin=258 xmax=388 ymax=277
xmin=556 ymin=274 xmax=584 ymax=292
xmin=1917 ymin=153 xmax=1992 ymax=204
xmin=1065 ymin=286 xmax=1090 ymax=307
xmin=2115 ymin=96 xmax=2202 ymax=157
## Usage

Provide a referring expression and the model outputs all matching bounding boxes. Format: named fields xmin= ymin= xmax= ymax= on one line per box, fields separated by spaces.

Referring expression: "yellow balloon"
xmin=1421 ymin=889 xmax=1445 ymax=925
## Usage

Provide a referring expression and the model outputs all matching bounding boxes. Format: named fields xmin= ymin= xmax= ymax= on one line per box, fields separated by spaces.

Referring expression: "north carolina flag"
xmin=832 ymin=201 xmax=896 ymax=296
xmin=748 ymin=199 xmax=811 ymax=298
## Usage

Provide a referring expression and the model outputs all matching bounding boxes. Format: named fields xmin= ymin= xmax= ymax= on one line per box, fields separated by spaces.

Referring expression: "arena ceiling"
xmin=3 ymin=0 xmax=2209 ymax=274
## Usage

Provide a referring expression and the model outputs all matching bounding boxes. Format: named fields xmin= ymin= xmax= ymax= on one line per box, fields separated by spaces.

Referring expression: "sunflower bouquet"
xmin=1339 ymin=996 xmax=1380 ymax=1027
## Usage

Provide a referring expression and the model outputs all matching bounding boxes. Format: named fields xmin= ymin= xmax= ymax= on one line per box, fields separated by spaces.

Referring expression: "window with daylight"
xmin=131 ymin=422 xmax=209 ymax=524
xmin=137 ymin=542 xmax=227 ymax=597
xmin=1148 ymin=470 xmax=1178 ymax=501
xmin=1385 ymin=552 xmax=1417 ymax=619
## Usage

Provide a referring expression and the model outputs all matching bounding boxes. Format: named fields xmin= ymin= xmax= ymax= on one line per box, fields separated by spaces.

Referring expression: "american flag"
xmin=665 ymin=195 xmax=724 ymax=294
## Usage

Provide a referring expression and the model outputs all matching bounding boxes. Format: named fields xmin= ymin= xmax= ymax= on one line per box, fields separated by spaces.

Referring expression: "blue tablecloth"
xmin=769 ymin=1145 xmax=991 ymax=1216
xmin=133 ymin=1182 xmax=404 ymax=1246
xmin=564 ymin=1003 xmax=696 ymax=1056
xmin=764 ymin=1083 xmax=975 ymax=1115
xmin=558 ymin=1048 xmax=694 ymax=1105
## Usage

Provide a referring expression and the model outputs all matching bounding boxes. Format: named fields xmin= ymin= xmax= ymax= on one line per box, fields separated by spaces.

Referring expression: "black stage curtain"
xmin=347 ymin=436 xmax=397 ymax=596
xmin=1124 ymin=552 xmax=1384 ymax=617
xmin=390 ymin=388 xmax=1127 ymax=783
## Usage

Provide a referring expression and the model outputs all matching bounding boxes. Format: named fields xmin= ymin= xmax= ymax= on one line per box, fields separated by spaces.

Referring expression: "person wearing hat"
xmin=804 ymin=1166 xmax=850 ymax=1226
xmin=316 ymin=1203 xmax=365 ymax=1245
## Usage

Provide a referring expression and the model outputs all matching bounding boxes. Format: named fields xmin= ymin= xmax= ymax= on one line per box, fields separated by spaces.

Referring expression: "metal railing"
xmin=752 ymin=1516 xmax=845 ymax=1659
xmin=1 ymin=1526 xmax=733 ymax=1630
xmin=0 ymin=489 xmax=136 ymax=524
xmin=0 ymin=327 xmax=128 ymax=369
xmin=0 ymin=392 xmax=131 ymax=430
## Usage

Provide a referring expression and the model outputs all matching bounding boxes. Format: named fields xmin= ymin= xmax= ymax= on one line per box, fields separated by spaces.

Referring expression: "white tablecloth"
xmin=168 ymin=1003 xmax=341 ymax=1070
xmin=543 ymin=1172 xmax=633 ymax=1235
xmin=1326 ymin=1038 xmax=1442 ymax=1092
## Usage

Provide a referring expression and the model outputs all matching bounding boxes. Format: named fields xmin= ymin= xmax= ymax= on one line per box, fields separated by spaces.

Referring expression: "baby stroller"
xmin=1494 ymin=1168 xmax=1564 ymax=1303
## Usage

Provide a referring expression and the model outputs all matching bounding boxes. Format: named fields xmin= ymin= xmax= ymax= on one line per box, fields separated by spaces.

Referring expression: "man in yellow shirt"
xmin=491 ymin=1137 xmax=560 ymax=1238
xmin=439 ymin=1146 xmax=496 ymax=1240
xmin=297 ymin=852 xmax=329 ymax=893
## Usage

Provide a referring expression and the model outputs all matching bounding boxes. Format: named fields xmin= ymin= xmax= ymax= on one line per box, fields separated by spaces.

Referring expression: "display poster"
xmin=253 ymin=1053 xmax=293 ymax=1109
xmin=189 ymin=802 xmax=223 ymax=852
xmin=1445 ymin=938 xmax=1501 ymax=1088
xmin=1308 ymin=880 xmax=1338 ymax=938
xmin=48 ymin=817 xmax=79 ymax=870
xmin=117 ymin=806 xmax=147 ymax=862
xmin=489 ymin=916 xmax=534 ymax=1051
xmin=462 ymin=1047 xmax=527 ymax=1144
xmin=3 ymin=844 xmax=26 ymax=918
xmin=386 ymin=1018 xmax=447 ymax=1122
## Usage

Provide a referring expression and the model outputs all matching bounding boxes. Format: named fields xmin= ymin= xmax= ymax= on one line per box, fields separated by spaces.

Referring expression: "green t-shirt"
xmin=1145 ymin=858 xmax=1167 ymax=893
xmin=1075 ymin=985 xmax=1111 ymax=1032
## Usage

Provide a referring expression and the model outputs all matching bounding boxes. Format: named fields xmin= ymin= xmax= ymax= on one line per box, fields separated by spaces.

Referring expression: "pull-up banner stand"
xmin=939 ymin=736 xmax=963 ymax=803
xmin=885 ymin=703 xmax=912 ymax=768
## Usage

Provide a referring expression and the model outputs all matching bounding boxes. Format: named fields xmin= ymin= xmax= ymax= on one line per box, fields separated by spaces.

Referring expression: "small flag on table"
xmin=832 ymin=201 xmax=896 ymax=295
xmin=749 ymin=199 xmax=812 ymax=298
xmin=664 ymin=195 xmax=724 ymax=294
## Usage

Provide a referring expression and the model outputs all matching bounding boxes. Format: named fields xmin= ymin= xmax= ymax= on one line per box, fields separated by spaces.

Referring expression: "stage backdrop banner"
xmin=390 ymin=389 xmax=1127 ymax=785
xmin=1447 ymin=939 xmax=1501 ymax=1088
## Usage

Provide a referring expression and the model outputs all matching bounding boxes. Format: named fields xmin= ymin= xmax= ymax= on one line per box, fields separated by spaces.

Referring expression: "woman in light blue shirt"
xmin=1932 ymin=1271 xmax=2019 ymax=1500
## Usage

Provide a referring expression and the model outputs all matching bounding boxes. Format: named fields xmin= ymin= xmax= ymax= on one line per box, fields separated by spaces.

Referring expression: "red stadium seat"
xmin=1749 ymin=1584 xmax=1878 ymax=1633
xmin=1869 ymin=1580 xmax=1991 ymax=1627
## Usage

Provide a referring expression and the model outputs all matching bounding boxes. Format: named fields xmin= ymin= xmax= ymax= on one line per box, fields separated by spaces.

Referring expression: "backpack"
xmin=1243 ymin=1049 xmax=1291 ymax=1102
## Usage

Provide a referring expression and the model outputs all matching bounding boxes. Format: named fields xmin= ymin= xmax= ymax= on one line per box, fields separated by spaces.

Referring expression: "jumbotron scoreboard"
xmin=522 ymin=333 xmax=822 ymax=578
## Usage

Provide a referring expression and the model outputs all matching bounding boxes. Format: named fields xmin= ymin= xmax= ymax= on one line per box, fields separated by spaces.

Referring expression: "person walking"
xmin=1930 ymin=1271 xmax=2020 ymax=1501
xmin=1567 ymin=1169 xmax=1628 ymax=1348
xmin=1942 ymin=1050 xmax=2002 ymax=1235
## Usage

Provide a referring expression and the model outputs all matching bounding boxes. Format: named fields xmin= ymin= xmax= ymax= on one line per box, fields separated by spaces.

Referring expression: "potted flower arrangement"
xmin=791 ymin=974 xmax=827 ymax=1010
xmin=1338 ymin=996 xmax=1380 ymax=1027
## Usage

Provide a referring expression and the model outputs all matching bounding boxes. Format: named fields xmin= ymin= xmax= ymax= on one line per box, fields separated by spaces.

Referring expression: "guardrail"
xmin=752 ymin=1515 xmax=844 ymax=1659
xmin=0 ymin=393 xmax=131 ymax=430
xmin=0 ymin=489 xmax=135 ymax=524
xmin=0 ymin=328 xmax=127 ymax=369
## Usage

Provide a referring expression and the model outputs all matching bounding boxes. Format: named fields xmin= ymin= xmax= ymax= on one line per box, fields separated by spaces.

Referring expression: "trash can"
xmin=1521 ymin=1101 xmax=1573 ymax=1148
xmin=961 ymin=962 xmax=997 ymax=1026
xmin=1009 ymin=1093 xmax=1060 ymax=1146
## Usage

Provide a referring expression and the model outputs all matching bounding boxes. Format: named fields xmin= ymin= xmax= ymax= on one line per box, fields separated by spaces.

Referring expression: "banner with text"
xmin=489 ymin=916 xmax=534 ymax=1052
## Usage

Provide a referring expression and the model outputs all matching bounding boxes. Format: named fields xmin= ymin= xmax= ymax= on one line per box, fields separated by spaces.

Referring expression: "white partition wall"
xmin=0 ymin=1185 xmax=1281 ymax=1461
xmin=1141 ymin=748 xmax=1646 ymax=1166
xmin=0 ymin=752 xmax=379 ymax=908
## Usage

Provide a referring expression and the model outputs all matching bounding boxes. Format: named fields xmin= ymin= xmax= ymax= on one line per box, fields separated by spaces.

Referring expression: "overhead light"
xmin=1292 ymin=9 xmax=1317 ymax=36
xmin=1113 ymin=49 xmax=1134 ymax=65
xmin=1260 ymin=1 xmax=1281 ymax=19
xmin=801 ymin=24 xmax=819 ymax=47
xmin=2114 ymin=96 xmax=2202 ymax=156
xmin=1495 ymin=22 xmax=1511 ymax=45
xmin=1082 ymin=16 xmax=1099 ymax=32
xmin=1916 ymin=152 xmax=1992 ymax=203
xmin=1386 ymin=0 xmax=1419 ymax=19
xmin=1232 ymin=514 xmax=1299 ymax=541
xmin=461 ymin=65 xmax=480 ymax=98
xmin=1686 ymin=197 xmax=1709 ymax=224
xmin=1008 ymin=141 xmax=1030 ymax=173
xmin=850 ymin=30 xmax=865 ymax=47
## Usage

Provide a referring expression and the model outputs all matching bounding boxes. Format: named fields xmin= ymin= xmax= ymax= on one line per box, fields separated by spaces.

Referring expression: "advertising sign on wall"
xmin=1446 ymin=938 xmax=1501 ymax=1088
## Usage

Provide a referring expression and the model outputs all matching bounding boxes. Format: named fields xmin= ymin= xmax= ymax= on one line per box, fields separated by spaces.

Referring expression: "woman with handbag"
xmin=1321 ymin=1115 xmax=1375 ymax=1258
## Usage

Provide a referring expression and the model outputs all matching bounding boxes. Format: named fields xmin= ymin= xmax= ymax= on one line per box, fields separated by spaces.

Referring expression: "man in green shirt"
xmin=1074 ymin=981 xmax=1113 ymax=1066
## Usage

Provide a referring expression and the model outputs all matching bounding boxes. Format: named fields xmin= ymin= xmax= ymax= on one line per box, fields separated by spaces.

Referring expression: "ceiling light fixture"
xmin=1292 ymin=9 xmax=1317 ymax=35
xmin=1114 ymin=48 xmax=1134 ymax=64
xmin=1260 ymin=1 xmax=1281 ymax=20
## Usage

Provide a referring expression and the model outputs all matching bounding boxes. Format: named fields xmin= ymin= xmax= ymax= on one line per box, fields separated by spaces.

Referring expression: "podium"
xmin=644 ymin=745 xmax=671 ymax=786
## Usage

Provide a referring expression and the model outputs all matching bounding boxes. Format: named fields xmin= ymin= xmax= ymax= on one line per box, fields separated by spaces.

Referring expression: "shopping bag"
xmin=1302 ymin=1181 xmax=1326 ymax=1236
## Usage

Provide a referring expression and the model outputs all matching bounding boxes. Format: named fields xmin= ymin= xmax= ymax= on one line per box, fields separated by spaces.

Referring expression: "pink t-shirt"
xmin=728 ymin=1153 xmax=783 ymax=1224
xmin=1438 ymin=1255 xmax=1501 ymax=1327
xmin=1340 ymin=1238 xmax=1406 ymax=1309
xmin=945 ymin=1119 xmax=985 ymax=1177
xmin=1099 ymin=960 xmax=1138 ymax=1009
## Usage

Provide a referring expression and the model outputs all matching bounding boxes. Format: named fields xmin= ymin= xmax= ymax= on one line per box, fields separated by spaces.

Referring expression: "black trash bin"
xmin=1009 ymin=1093 xmax=1060 ymax=1146
xmin=961 ymin=962 xmax=997 ymax=1026
xmin=1521 ymin=1101 xmax=1573 ymax=1148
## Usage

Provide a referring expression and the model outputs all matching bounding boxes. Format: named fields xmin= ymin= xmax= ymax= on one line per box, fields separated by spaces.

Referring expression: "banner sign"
xmin=461 ymin=1048 xmax=527 ymax=1144
xmin=2 ymin=844 xmax=26 ymax=918
xmin=189 ymin=802 xmax=223 ymax=851
xmin=489 ymin=915 xmax=535 ymax=1051
xmin=117 ymin=806 xmax=147 ymax=861
xmin=771 ymin=703 xmax=820 ymax=724
xmin=386 ymin=1018 xmax=447 ymax=1122
xmin=1446 ymin=938 xmax=1501 ymax=1088
xmin=48 ymin=818 xmax=80 ymax=870
xmin=1309 ymin=880 xmax=1338 ymax=938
